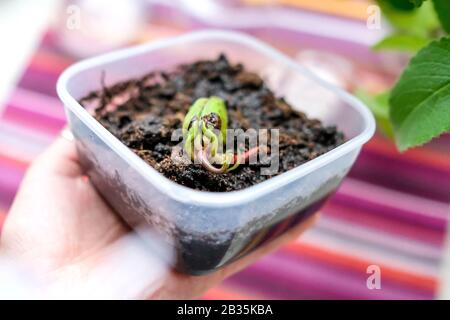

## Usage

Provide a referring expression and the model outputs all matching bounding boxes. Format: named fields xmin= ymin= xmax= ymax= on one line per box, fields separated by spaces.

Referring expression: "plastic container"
xmin=57 ymin=30 xmax=375 ymax=275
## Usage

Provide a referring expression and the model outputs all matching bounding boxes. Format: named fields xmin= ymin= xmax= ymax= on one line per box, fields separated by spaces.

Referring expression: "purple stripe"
xmin=332 ymin=192 xmax=447 ymax=231
xmin=0 ymin=193 xmax=15 ymax=209
xmin=322 ymin=202 xmax=445 ymax=247
xmin=18 ymin=68 xmax=59 ymax=97
xmin=227 ymin=252 xmax=434 ymax=300
xmin=333 ymin=177 xmax=449 ymax=231
xmin=350 ymin=151 xmax=450 ymax=203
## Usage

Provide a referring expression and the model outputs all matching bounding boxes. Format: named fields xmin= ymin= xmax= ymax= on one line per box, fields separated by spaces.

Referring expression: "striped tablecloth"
xmin=1 ymin=6 xmax=449 ymax=299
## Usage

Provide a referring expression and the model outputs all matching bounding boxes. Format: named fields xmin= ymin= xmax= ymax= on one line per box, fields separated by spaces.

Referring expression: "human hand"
xmin=0 ymin=134 xmax=317 ymax=299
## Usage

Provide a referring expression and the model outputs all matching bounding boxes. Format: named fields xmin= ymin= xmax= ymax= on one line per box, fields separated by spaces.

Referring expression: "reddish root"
xmin=234 ymin=145 xmax=269 ymax=164
xmin=197 ymin=145 xmax=270 ymax=174
xmin=197 ymin=149 xmax=227 ymax=174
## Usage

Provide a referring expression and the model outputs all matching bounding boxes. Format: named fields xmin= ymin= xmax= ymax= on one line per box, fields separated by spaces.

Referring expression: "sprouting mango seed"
xmin=183 ymin=96 xmax=241 ymax=174
xmin=200 ymin=96 xmax=228 ymax=141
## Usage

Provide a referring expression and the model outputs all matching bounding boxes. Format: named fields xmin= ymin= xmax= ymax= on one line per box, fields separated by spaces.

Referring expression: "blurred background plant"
xmin=357 ymin=0 xmax=450 ymax=151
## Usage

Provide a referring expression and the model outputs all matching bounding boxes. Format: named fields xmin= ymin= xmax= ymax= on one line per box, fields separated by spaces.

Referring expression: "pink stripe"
xmin=0 ymin=164 xmax=24 ymax=189
xmin=0 ymin=211 xmax=6 ymax=231
xmin=0 ymin=143 xmax=37 ymax=164
xmin=0 ymin=118 xmax=56 ymax=146
xmin=341 ymin=179 xmax=449 ymax=219
xmin=3 ymin=111 xmax=65 ymax=136
xmin=0 ymin=165 xmax=24 ymax=206
xmin=10 ymin=88 xmax=65 ymax=118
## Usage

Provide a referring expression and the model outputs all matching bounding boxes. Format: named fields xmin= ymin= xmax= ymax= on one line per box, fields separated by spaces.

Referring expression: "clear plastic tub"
xmin=57 ymin=30 xmax=375 ymax=275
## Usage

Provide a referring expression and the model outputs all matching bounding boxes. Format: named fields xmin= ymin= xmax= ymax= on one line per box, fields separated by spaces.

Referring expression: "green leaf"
xmin=381 ymin=0 xmax=426 ymax=9
xmin=389 ymin=37 xmax=450 ymax=151
xmin=432 ymin=0 xmax=450 ymax=33
xmin=355 ymin=89 xmax=394 ymax=138
xmin=380 ymin=0 xmax=427 ymax=10
xmin=373 ymin=34 xmax=430 ymax=53
xmin=182 ymin=97 xmax=207 ymax=135
xmin=377 ymin=0 xmax=439 ymax=37
xmin=382 ymin=0 xmax=416 ymax=10
xmin=409 ymin=0 xmax=426 ymax=7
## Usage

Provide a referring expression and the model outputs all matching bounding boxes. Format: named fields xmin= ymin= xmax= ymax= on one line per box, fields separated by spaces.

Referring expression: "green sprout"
xmin=183 ymin=96 xmax=240 ymax=174
xmin=183 ymin=96 xmax=269 ymax=174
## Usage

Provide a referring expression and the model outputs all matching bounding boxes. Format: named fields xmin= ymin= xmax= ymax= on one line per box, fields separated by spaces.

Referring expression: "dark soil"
xmin=79 ymin=54 xmax=344 ymax=192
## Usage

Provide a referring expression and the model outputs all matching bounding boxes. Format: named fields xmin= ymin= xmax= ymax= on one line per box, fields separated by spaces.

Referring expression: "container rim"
xmin=57 ymin=29 xmax=376 ymax=208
